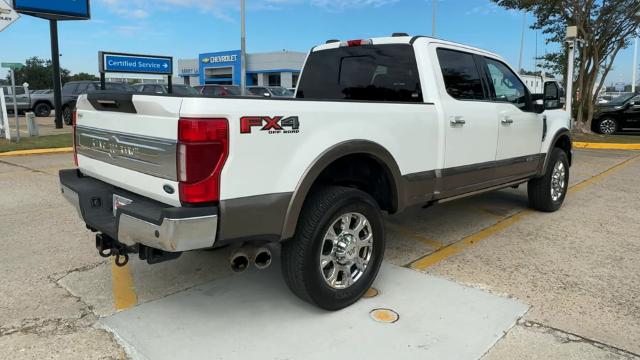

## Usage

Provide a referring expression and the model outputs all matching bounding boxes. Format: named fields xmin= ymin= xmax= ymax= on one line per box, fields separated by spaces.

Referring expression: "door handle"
xmin=450 ymin=116 xmax=466 ymax=126
xmin=501 ymin=116 xmax=514 ymax=125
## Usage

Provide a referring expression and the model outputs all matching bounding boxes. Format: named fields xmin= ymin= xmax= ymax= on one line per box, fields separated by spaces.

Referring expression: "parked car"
xmin=1 ymin=85 xmax=31 ymax=114
xmin=247 ymin=86 xmax=294 ymax=98
xmin=592 ymin=93 xmax=640 ymax=134
xmin=132 ymin=83 xmax=201 ymax=96
xmin=199 ymin=84 xmax=242 ymax=97
xmin=61 ymin=81 xmax=135 ymax=125
xmin=1 ymin=85 xmax=56 ymax=117
xmin=60 ymin=35 xmax=571 ymax=311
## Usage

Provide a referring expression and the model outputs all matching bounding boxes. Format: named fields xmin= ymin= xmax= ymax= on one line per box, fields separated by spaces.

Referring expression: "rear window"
xmin=296 ymin=44 xmax=423 ymax=103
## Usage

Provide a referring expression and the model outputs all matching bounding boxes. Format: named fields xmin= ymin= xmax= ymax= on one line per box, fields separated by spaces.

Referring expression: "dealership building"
xmin=178 ymin=50 xmax=307 ymax=88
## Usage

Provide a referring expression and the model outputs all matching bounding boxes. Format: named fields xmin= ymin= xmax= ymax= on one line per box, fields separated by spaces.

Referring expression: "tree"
xmin=69 ymin=72 xmax=99 ymax=82
xmin=492 ymin=0 xmax=640 ymax=133
xmin=5 ymin=57 xmax=70 ymax=90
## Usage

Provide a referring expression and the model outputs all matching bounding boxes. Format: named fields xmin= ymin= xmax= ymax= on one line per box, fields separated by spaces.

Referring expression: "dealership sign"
xmin=0 ymin=1 xmax=19 ymax=32
xmin=12 ymin=0 xmax=90 ymax=20
xmin=202 ymin=54 xmax=238 ymax=64
xmin=100 ymin=52 xmax=173 ymax=75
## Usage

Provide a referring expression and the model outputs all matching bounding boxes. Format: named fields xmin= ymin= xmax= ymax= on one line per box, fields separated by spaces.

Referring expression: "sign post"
xmin=2 ymin=63 xmax=24 ymax=141
xmin=0 ymin=87 xmax=10 ymax=140
xmin=99 ymin=52 xmax=174 ymax=93
xmin=12 ymin=0 xmax=91 ymax=129
xmin=0 ymin=0 xmax=20 ymax=32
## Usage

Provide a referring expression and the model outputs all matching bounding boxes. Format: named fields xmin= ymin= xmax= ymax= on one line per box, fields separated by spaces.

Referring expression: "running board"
xmin=436 ymin=179 xmax=527 ymax=204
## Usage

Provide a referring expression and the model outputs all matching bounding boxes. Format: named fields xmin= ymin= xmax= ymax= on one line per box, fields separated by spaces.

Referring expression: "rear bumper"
xmin=59 ymin=169 xmax=218 ymax=252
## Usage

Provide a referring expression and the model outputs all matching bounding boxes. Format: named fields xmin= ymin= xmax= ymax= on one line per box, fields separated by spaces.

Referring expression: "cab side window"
xmin=436 ymin=48 xmax=486 ymax=101
xmin=484 ymin=58 xmax=528 ymax=110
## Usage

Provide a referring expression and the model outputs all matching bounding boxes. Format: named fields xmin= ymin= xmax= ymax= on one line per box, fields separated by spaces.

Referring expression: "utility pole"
xmin=50 ymin=20 xmax=63 ymax=129
xmin=431 ymin=0 xmax=437 ymax=37
xmin=240 ymin=0 xmax=247 ymax=96
xmin=518 ymin=12 xmax=526 ymax=72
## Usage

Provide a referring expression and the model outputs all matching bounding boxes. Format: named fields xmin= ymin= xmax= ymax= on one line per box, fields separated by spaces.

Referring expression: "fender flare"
xmin=538 ymin=128 xmax=572 ymax=176
xmin=280 ymin=140 xmax=404 ymax=240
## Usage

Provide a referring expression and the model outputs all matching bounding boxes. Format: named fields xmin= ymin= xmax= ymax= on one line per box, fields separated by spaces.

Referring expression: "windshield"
xmin=268 ymin=87 xmax=293 ymax=96
xmin=608 ymin=93 xmax=635 ymax=105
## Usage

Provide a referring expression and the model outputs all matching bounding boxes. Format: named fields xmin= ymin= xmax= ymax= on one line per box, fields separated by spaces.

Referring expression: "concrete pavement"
xmin=0 ymin=149 xmax=638 ymax=359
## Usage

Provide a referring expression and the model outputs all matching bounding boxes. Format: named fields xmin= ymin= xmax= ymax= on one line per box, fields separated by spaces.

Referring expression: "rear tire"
xmin=528 ymin=148 xmax=569 ymax=212
xmin=281 ymin=186 xmax=385 ymax=311
xmin=596 ymin=118 xmax=617 ymax=135
xmin=34 ymin=103 xmax=52 ymax=117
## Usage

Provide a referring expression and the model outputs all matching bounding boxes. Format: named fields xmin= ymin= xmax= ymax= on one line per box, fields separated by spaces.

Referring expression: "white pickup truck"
xmin=60 ymin=35 xmax=572 ymax=310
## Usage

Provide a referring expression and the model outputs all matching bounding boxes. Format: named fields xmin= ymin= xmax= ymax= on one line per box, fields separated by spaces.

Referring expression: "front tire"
xmin=528 ymin=148 xmax=569 ymax=212
xmin=281 ymin=186 xmax=385 ymax=311
xmin=62 ymin=106 xmax=73 ymax=125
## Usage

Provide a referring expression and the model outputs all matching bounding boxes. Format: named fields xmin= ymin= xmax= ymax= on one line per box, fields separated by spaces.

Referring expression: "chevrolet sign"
xmin=202 ymin=55 xmax=238 ymax=64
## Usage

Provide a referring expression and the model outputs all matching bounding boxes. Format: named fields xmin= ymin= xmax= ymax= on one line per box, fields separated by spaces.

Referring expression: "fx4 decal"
xmin=240 ymin=116 xmax=300 ymax=134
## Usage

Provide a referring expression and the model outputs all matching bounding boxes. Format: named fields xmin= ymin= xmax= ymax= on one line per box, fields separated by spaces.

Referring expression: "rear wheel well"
xmin=34 ymin=100 xmax=52 ymax=107
xmin=308 ymin=154 xmax=396 ymax=214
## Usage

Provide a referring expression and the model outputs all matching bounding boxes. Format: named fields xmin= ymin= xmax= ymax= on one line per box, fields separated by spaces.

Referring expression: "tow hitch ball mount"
xmin=96 ymin=234 xmax=131 ymax=267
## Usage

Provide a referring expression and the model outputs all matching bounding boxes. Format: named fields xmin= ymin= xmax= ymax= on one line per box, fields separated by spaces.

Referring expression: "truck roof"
xmin=312 ymin=35 xmax=503 ymax=61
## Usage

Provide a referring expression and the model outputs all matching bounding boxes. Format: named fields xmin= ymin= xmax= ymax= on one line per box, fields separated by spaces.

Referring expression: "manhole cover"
xmin=363 ymin=287 xmax=379 ymax=298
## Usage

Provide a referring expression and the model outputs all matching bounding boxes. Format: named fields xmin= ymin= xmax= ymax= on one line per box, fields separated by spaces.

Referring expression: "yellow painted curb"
xmin=0 ymin=147 xmax=73 ymax=157
xmin=574 ymin=142 xmax=640 ymax=150
xmin=409 ymin=154 xmax=640 ymax=271
xmin=111 ymin=258 xmax=138 ymax=311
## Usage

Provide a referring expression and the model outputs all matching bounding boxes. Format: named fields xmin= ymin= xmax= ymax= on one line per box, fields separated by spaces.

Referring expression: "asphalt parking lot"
xmin=0 ymin=148 xmax=639 ymax=359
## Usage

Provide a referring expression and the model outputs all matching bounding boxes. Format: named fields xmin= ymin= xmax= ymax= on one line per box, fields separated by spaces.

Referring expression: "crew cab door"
xmin=622 ymin=95 xmax=640 ymax=129
xmin=482 ymin=57 xmax=542 ymax=179
xmin=432 ymin=47 xmax=499 ymax=196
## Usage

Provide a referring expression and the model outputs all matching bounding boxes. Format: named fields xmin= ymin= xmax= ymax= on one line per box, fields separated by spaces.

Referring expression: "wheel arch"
xmin=280 ymin=140 xmax=404 ymax=240
xmin=539 ymin=128 xmax=572 ymax=176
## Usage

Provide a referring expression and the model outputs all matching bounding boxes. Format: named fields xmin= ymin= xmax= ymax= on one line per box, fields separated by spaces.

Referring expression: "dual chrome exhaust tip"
xmin=230 ymin=244 xmax=272 ymax=273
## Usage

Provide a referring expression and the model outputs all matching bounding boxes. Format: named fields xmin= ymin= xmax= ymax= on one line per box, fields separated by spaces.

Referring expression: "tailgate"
xmin=75 ymin=92 xmax=183 ymax=207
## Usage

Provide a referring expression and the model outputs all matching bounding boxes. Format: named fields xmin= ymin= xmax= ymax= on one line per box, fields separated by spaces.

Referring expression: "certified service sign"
xmin=100 ymin=52 xmax=173 ymax=75
xmin=0 ymin=1 xmax=20 ymax=32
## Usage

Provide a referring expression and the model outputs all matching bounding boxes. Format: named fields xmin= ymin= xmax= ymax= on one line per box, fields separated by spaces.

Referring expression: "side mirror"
xmin=263 ymin=92 xmax=271 ymax=97
xmin=542 ymin=81 xmax=563 ymax=111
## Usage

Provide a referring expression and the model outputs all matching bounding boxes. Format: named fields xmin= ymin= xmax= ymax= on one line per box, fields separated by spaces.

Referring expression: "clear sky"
xmin=0 ymin=0 xmax=636 ymax=86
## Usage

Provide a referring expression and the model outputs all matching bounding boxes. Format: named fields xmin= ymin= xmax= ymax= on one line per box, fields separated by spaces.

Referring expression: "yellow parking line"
xmin=111 ymin=258 xmax=138 ymax=311
xmin=574 ymin=142 xmax=640 ymax=150
xmin=386 ymin=222 xmax=443 ymax=249
xmin=0 ymin=147 xmax=73 ymax=157
xmin=409 ymin=154 xmax=640 ymax=271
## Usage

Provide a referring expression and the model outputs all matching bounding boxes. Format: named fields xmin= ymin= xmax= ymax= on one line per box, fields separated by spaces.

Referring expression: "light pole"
xmin=518 ymin=12 xmax=526 ymax=72
xmin=240 ymin=0 xmax=247 ymax=96
xmin=431 ymin=0 xmax=437 ymax=37
xmin=633 ymin=36 xmax=638 ymax=93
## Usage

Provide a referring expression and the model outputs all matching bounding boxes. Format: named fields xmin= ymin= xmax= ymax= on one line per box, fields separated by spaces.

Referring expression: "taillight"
xmin=177 ymin=118 xmax=229 ymax=204
xmin=72 ymin=110 xmax=78 ymax=166
xmin=341 ymin=39 xmax=373 ymax=47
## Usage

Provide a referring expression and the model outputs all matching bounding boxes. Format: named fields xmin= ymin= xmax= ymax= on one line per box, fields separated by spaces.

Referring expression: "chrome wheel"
xmin=320 ymin=212 xmax=373 ymax=289
xmin=551 ymin=161 xmax=566 ymax=202
xmin=599 ymin=119 xmax=616 ymax=135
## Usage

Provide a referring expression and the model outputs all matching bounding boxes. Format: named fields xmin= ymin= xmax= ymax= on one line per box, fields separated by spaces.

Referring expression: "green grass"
xmin=0 ymin=134 xmax=73 ymax=153
xmin=573 ymin=133 xmax=640 ymax=144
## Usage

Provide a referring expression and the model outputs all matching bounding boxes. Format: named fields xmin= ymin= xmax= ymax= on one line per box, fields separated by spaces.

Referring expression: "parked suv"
xmin=61 ymin=81 xmax=134 ymax=125
xmin=61 ymin=35 xmax=571 ymax=310
xmin=592 ymin=93 xmax=640 ymax=134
